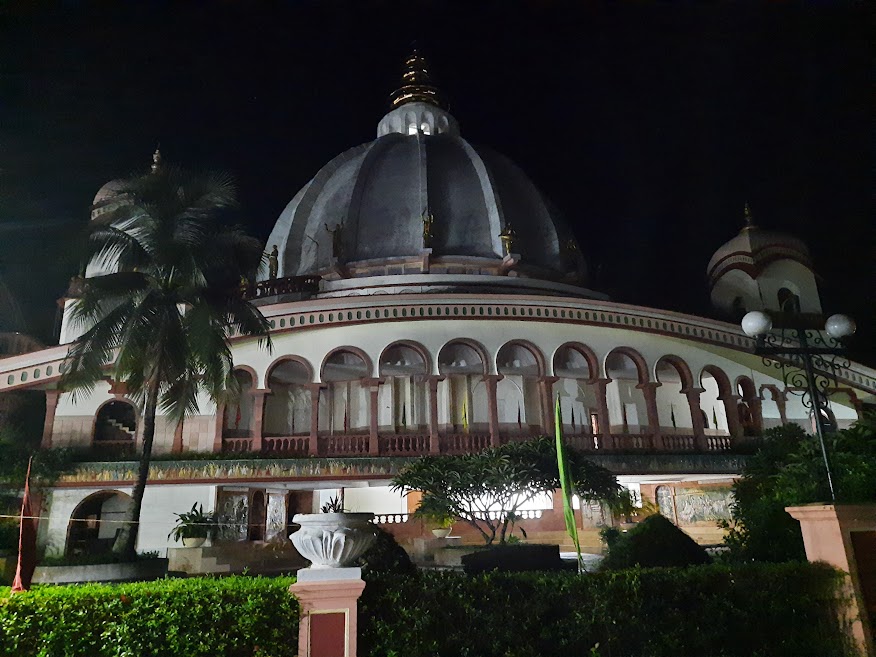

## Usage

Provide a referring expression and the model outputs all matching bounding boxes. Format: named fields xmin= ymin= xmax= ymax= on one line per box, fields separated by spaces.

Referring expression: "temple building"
xmin=1 ymin=53 xmax=873 ymax=566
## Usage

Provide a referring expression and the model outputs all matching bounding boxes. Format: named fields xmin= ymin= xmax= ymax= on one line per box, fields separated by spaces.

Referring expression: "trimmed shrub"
xmin=0 ymin=576 xmax=298 ymax=657
xmin=601 ymin=513 xmax=711 ymax=570
xmin=355 ymin=526 xmax=417 ymax=575
xmin=359 ymin=563 xmax=854 ymax=657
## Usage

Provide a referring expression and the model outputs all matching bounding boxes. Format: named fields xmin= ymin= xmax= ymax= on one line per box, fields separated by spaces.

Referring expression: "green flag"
xmin=555 ymin=395 xmax=583 ymax=573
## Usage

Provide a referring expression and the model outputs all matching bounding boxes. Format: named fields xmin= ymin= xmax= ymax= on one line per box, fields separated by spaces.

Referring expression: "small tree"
xmin=391 ymin=436 xmax=621 ymax=545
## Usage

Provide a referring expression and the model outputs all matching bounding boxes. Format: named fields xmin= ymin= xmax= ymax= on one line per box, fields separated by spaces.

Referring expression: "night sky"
xmin=1 ymin=2 xmax=872 ymax=363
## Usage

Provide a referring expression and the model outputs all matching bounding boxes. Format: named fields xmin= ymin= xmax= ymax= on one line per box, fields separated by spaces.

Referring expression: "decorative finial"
xmin=499 ymin=223 xmax=517 ymax=257
xmin=388 ymin=48 xmax=448 ymax=111
xmin=743 ymin=202 xmax=754 ymax=228
xmin=150 ymin=146 xmax=162 ymax=174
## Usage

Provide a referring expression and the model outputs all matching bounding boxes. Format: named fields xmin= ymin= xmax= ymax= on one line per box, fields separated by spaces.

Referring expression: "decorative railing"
xmin=661 ymin=434 xmax=696 ymax=451
xmin=374 ymin=513 xmax=410 ymax=524
xmin=263 ymin=436 xmax=310 ymax=456
xmin=241 ymin=275 xmax=321 ymax=301
xmin=319 ymin=434 xmax=370 ymax=456
xmin=223 ymin=437 xmax=254 ymax=453
xmin=611 ymin=434 xmax=655 ymax=450
xmin=441 ymin=433 xmax=491 ymax=455
xmin=380 ymin=434 xmax=430 ymax=455
xmin=564 ymin=434 xmax=599 ymax=451
xmin=706 ymin=435 xmax=732 ymax=451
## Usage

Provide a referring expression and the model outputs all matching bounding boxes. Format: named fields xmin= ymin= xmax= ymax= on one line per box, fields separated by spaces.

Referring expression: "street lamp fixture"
xmin=741 ymin=310 xmax=856 ymax=502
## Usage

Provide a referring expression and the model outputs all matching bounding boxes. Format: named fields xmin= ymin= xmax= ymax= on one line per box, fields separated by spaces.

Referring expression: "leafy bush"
xmin=359 ymin=563 xmax=854 ymax=657
xmin=355 ymin=526 xmax=416 ymax=575
xmin=722 ymin=417 xmax=876 ymax=563
xmin=600 ymin=514 xmax=711 ymax=570
xmin=0 ymin=576 xmax=298 ymax=657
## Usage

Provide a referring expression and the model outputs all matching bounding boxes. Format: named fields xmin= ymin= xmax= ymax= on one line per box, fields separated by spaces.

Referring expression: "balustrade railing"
xmin=706 ymin=435 xmax=732 ymax=451
xmin=441 ymin=433 xmax=491 ymax=455
xmin=263 ymin=436 xmax=310 ymax=456
xmin=374 ymin=513 xmax=410 ymax=524
xmin=564 ymin=433 xmax=598 ymax=451
xmin=661 ymin=434 xmax=696 ymax=451
xmin=611 ymin=433 xmax=655 ymax=450
xmin=320 ymin=434 xmax=370 ymax=456
xmin=380 ymin=434 xmax=430 ymax=455
xmin=223 ymin=437 xmax=254 ymax=453
xmin=241 ymin=275 xmax=320 ymax=300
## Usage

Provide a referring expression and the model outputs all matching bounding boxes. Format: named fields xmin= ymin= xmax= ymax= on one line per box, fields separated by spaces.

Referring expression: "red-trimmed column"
xmin=638 ymin=382 xmax=663 ymax=450
xmin=591 ymin=378 xmax=612 ymax=450
xmin=717 ymin=392 xmax=742 ymax=439
xmin=251 ymin=390 xmax=267 ymax=452
xmin=213 ymin=403 xmax=225 ymax=453
xmin=683 ymin=388 xmax=708 ymax=451
xmin=307 ymin=384 xmax=322 ymax=456
xmin=365 ymin=378 xmax=382 ymax=456
xmin=290 ymin=569 xmax=366 ymax=657
xmin=539 ymin=376 xmax=558 ymax=435
xmin=426 ymin=375 xmax=443 ymax=454
xmin=484 ymin=375 xmax=503 ymax=447
xmin=41 ymin=389 xmax=61 ymax=449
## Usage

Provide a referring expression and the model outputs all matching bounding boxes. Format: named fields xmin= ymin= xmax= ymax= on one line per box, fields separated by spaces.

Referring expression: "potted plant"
xmin=168 ymin=503 xmax=217 ymax=548
xmin=412 ymin=497 xmax=456 ymax=538
xmin=290 ymin=495 xmax=377 ymax=568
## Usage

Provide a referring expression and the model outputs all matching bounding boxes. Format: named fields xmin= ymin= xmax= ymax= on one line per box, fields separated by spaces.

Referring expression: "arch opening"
xmin=496 ymin=342 xmax=543 ymax=435
xmin=265 ymin=359 xmax=312 ymax=437
xmin=437 ymin=341 xmax=487 ymax=434
xmin=319 ymin=350 xmax=370 ymax=435
xmin=605 ymin=350 xmax=648 ymax=436
xmin=65 ymin=490 xmax=133 ymax=558
xmin=379 ymin=343 xmax=429 ymax=434
xmin=553 ymin=344 xmax=600 ymax=437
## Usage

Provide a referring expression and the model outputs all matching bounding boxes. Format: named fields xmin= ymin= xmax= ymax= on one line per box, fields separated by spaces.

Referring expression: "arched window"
xmin=700 ymin=369 xmax=730 ymax=435
xmin=777 ymin=287 xmax=801 ymax=314
xmin=553 ymin=344 xmax=598 ymax=436
xmin=66 ymin=491 xmax=133 ymax=557
xmin=379 ymin=343 xmax=429 ymax=433
xmin=264 ymin=359 xmax=311 ymax=437
xmin=407 ymin=124 xmax=418 ymax=135
xmin=605 ymin=349 xmax=648 ymax=435
xmin=223 ymin=369 xmax=255 ymax=438
xmin=420 ymin=122 xmax=431 ymax=135
xmin=496 ymin=342 xmax=543 ymax=435
xmin=655 ymin=358 xmax=694 ymax=434
xmin=94 ymin=400 xmax=137 ymax=450
xmin=248 ymin=490 xmax=267 ymax=542
xmin=319 ymin=350 xmax=370 ymax=434
xmin=437 ymin=341 xmax=487 ymax=434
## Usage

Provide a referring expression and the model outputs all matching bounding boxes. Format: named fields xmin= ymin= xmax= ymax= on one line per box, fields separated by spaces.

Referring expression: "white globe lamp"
xmin=741 ymin=311 xmax=772 ymax=338
xmin=824 ymin=314 xmax=856 ymax=339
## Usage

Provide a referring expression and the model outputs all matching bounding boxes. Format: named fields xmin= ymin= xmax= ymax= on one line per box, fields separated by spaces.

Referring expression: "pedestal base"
xmin=290 ymin=567 xmax=366 ymax=657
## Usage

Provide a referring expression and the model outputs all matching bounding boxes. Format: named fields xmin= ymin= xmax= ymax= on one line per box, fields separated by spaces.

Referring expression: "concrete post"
xmin=364 ymin=378 xmax=382 ymax=456
xmin=786 ymin=504 xmax=876 ymax=657
xmin=307 ymin=384 xmax=322 ymax=456
xmin=251 ymin=390 xmax=268 ymax=452
xmin=683 ymin=388 xmax=708 ymax=451
xmin=716 ymin=392 xmax=742 ymax=439
xmin=591 ymin=378 xmax=612 ymax=450
xmin=539 ymin=376 xmax=559 ymax=435
xmin=638 ymin=382 xmax=663 ymax=450
xmin=426 ymin=375 xmax=443 ymax=454
xmin=290 ymin=568 xmax=366 ymax=657
xmin=484 ymin=375 xmax=503 ymax=447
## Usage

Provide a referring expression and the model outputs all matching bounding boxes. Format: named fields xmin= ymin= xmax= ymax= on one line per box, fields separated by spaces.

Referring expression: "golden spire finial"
xmin=150 ymin=145 xmax=162 ymax=174
xmin=388 ymin=48 xmax=448 ymax=111
xmin=743 ymin=202 xmax=754 ymax=228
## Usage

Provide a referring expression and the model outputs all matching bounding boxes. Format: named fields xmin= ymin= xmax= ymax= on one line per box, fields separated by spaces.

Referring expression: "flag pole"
xmin=11 ymin=457 xmax=37 ymax=594
xmin=554 ymin=396 xmax=583 ymax=574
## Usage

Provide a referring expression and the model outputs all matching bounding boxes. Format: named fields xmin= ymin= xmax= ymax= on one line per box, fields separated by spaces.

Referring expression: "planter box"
xmin=32 ymin=559 xmax=168 ymax=584
xmin=462 ymin=543 xmax=570 ymax=574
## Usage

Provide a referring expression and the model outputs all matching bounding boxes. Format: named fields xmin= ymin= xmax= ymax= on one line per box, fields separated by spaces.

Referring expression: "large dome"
xmin=265 ymin=54 xmax=591 ymax=297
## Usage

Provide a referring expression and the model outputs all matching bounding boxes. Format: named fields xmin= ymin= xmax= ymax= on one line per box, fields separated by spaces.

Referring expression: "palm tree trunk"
xmin=112 ymin=377 xmax=160 ymax=558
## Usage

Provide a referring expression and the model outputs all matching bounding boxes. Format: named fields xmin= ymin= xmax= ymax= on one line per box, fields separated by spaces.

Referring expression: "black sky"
xmin=0 ymin=1 xmax=873 ymax=363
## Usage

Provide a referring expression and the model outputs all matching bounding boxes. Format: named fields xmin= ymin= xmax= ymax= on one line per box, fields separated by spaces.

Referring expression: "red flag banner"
xmin=11 ymin=457 xmax=37 ymax=593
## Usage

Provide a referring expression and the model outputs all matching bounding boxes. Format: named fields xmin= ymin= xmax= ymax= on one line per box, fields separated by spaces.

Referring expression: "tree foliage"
xmin=722 ymin=416 xmax=876 ymax=562
xmin=391 ymin=436 xmax=621 ymax=544
xmin=60 ymin=166 xmax=271 ymax=557
xmin=601 ymin=513 xmax=711 ymax=570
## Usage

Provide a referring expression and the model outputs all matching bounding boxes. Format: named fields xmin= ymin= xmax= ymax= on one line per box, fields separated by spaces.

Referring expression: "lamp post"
xmin=741 ymin=310 xmax=856 ymax=502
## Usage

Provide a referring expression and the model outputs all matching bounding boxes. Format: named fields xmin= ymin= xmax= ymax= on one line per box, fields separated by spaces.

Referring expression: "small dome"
xmin=707 ymin=209 xmax=811 ymax=286
xmin=91 ymin=148 xmax=162 ymax=220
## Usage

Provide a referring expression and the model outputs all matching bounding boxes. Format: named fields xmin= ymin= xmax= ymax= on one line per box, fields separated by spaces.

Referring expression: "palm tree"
xmin=61 ymin=164 xmax=271 ymax=558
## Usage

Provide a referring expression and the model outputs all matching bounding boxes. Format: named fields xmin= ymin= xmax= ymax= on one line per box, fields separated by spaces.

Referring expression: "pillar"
xmin=213 ymin=403 xmax=225 ymax=453
xmin=638 ymin=382 xmax=663 ymax=450
xmin=484 ymin=375 xmax=503 ymax=447
xmin=591 ymin=378 xmax=612 ymax=450
xmin=251 ymin=390 xmax=268 ymax=452
xmin=307 ymin=384 xmax=322 ymax=456
xmin=426 ymin=375 xmax=442 ymax=454
xmin=290 ymin=568 xmax=366 ymax=657
xmin=365 ymin=378 xmax=381 ymax=456
xmin=683 ymin=388 xmax=708 ymax=451
xmin=41 ymin=389 xmax=61 ymax=449
xmin=539 ymin=376 xmax=558 ymax=435
xmin=171 ymin=419 xmax=184 ymax=454
xmin=786 ymin=504 xmax=876 ymax=657
xmin=716 ymin=392 xmax=742 ymax=439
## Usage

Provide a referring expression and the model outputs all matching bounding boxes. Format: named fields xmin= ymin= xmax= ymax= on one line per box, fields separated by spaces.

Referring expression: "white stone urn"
xmin=290 ymin=513 xmax=377 ymax=568
xmin=181 ymin=536 xmax=206 ymax=548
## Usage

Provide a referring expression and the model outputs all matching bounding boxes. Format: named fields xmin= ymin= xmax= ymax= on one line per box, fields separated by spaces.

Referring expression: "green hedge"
xmin=359 ymin=563 xmax=854 ymax=657
xmin=0 ymin=563 xmax=855 ymax=657
xmin=0 ymin=576 xmax=298 ymax=657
